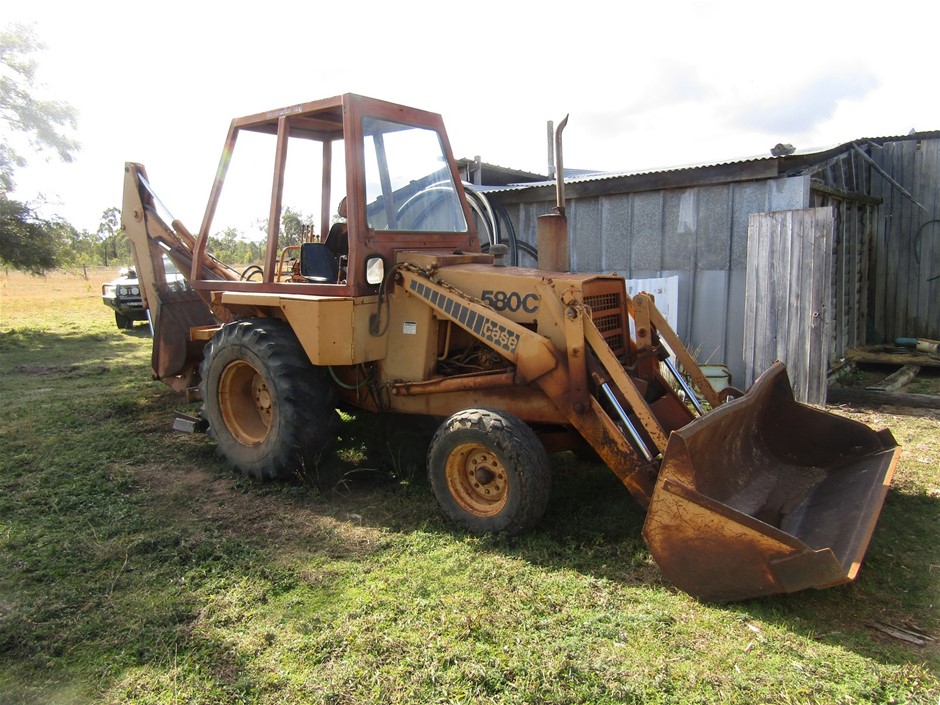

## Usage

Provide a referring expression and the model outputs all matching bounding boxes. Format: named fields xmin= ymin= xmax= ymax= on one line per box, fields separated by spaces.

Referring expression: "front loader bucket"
xmin=642 ymin=362 xmax=899 ymax=602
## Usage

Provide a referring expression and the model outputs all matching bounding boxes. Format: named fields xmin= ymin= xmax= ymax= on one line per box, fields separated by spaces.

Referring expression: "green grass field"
xmin=1 ymin=268 xmax=938 ymax=704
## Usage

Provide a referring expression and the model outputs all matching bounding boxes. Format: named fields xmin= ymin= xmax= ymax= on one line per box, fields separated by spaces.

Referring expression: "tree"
xmin=0 ymin=198 xmax=66 ymax=274
xmin=280 ymin=207 xmax=314 ymax=248
xmin=61 ymin=224 xmax=99 ymax=274
xmin=95 ymin=206 xmax=127 ymax=266
xmin=208 ymin=226 xmax=264 ymax=265
xmin=0 ymin=23 xmax=79 ymax=272
xmin=0 ymin=23 xmax=78 ymax=195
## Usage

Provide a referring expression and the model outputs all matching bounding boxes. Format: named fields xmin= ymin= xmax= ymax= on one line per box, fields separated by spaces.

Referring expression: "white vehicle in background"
xmin=102 ymin=256 xmax=186 ymax=329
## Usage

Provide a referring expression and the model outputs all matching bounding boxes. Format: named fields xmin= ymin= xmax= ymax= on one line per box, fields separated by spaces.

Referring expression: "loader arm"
xmin=121 ymin=163 xmax=233 ymax=390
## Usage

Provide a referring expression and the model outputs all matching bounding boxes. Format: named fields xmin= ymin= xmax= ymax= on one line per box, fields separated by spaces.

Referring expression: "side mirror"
xmin=366 ymin=256 xmax=385 ymax=286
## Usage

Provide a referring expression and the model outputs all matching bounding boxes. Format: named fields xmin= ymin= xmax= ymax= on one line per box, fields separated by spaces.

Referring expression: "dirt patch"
xmin=133 ymin=463 xmax=386 ymax=561
xmin=10 ymin=364 xmax=80 ymax=376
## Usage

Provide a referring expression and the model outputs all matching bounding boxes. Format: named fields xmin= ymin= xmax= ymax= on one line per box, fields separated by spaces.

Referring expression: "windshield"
xmin=362 ymin=118 xmax=467 ymax=233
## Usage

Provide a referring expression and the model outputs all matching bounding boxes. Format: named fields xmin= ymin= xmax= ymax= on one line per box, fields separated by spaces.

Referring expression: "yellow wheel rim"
xmin=218 ymin=359 xmax=272 ymax=445
xmin=444 ymin=443 xmax=508 ymax=517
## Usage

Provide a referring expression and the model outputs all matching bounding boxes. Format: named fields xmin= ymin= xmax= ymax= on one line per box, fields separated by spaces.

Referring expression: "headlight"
xmin=131 ymin=286 xmax=140 ymax=295
xmin=102 ymin=285 xmax=115 ymax=296
xmin=118 ymin=286 xmax=128 ymax=296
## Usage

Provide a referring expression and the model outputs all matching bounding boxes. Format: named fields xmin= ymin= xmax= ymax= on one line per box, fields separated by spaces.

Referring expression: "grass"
xmin=1 ymin=268 xmax=938 ymax=704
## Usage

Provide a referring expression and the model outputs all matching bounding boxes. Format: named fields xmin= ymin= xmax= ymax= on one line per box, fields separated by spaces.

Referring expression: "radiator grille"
xmin=593 ymin=313 xmax=621 ymax=333
xmin=605 ymin=333 xmax=624 ymax=353
xmin=583 ymin=292 xmax=619 ymax=312
xmin=582 ymin=281 xmax=628 ymax=357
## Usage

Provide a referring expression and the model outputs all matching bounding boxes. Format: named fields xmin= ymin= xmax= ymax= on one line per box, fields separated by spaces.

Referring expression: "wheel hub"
xmin=218 ymin=359 xmax=272 ymax=446
xmin=446 ymin=444 xmax=508 ymax=517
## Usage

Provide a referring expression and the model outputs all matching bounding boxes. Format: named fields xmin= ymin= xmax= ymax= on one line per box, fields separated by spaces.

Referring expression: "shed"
xmin=474 ymin=133 xmax=940 ymax=405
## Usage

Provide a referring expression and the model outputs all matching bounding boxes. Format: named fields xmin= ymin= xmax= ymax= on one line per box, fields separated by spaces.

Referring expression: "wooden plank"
xmin=837 ymin=200 xmax=846 ymax=358
xmin=850 ymin=202 xmax=861 ymax=351
xmin=866 ymin=622 xmax=932 ymax=647
xmin=866 ymin=364 xmax=921 ymax=391
xmin=783 ymin=211 xmax=799 ymax=395
xmin=871 ymin=150 xmax=889 ymax=342
xmin=845 ymin=346 xmax=940 ymax=367
xmin=809 ymin=208 xmax=833 ymax=403
xmin=857 ymin=204 xmax=870 ymax=349
xmin=810 ymin=179 xmax=881 ymax=205
xmin=761 ymin=210 xmax=778 ymax=377
xmin=902 ymin=140 xmax=919 ymax=341
xmin=860 ymin=203 xmax=873 ymax=345
xmin=884 ymin=143 xmax=902 ymax=341
xmin=899 ymin=141 xmax=917 ymax=339
xmin=918 ymin=140 xmax=940 ymax=339
xmin=743 ymin=212 xmax=762 ymax=384
xmin=827 ymin=387 xmax=940 ymax=410
xmin=791 ymin=209 xmax=809 ymax=400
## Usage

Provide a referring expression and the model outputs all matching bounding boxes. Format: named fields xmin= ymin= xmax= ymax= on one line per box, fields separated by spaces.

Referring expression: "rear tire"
xmin=427 ymin=408 xmax=551 ymax=535
xmin=199 ymin=318 xmax=338 ymax=480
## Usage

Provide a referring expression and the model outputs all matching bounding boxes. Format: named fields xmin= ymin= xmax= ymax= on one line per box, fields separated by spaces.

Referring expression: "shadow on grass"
xmin=289 ymin=410 xmax=940 ymax=670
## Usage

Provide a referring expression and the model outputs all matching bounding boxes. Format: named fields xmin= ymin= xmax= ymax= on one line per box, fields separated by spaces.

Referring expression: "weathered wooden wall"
xmin=869 ymin=137 xmax=940 ymax=342
xmin=808 ymin=193 xmax=876 ymax=364
xmin=744 ymin=208 xmax=834 ymax=404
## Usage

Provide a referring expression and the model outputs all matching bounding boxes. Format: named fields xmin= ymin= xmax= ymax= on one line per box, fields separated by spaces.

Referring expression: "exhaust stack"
xmin=538 ymin=115 xmax=569 ymax=271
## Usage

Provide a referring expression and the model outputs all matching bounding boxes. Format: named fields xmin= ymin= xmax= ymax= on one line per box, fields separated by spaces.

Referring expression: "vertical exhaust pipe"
xmin=546 ymin=120 xmax=555 ymax=180
xmin=538 ymin=115 xmax=570 ymax=271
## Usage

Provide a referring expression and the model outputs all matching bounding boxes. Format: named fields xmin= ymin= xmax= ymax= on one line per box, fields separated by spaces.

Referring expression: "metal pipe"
xmin=599 ymin=382 xmax=654 ymax=462
xmin=392 ymin=369 xmax=518 ymax=396
xmin=554 ymin=115 xmax=569 ymax=212
xmin=546 ymin=120 xmax=555 ymax=179
xmin=663 ymin=357 xmax=705 ymax=415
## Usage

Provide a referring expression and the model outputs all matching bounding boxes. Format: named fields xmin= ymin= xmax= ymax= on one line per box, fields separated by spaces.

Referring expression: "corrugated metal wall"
xmin=494 ymin=176 xmax=810 ymax=385
xmin=869 ymin=138 xmax=940 ymax=342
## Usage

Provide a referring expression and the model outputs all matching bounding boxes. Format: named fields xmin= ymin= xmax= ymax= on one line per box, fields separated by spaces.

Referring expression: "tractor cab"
xmin=189 ymin=94 xmax=479 ymax=298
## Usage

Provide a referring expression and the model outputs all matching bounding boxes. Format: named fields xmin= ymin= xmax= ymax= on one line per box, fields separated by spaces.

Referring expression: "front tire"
xmin=427 ymin=408 xmax=551 ymax=535
xmin=115 ymin=312 xmax=133 ymax=329
xmin=199 ymin=318 xmax=338 ymax=480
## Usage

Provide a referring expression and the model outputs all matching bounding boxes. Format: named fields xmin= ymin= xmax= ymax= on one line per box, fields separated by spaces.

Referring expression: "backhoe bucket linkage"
xmin=642 ymin=362 xmax=899 ymax=602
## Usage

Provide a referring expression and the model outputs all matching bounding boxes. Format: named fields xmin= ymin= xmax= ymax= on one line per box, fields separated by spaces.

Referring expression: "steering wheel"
xmin=395 ymin=184 xmax=461 ymax=231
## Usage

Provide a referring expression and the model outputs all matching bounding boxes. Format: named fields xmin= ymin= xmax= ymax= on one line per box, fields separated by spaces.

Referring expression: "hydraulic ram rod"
xmin=599 ymin=382 xmax=654 ymax=462
xmin=663 ymin=357 xmax=705 ymax=415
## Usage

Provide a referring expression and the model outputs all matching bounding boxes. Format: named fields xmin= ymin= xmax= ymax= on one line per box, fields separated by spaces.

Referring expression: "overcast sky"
xmin=5 ymin=0 xmax=938 ymax=236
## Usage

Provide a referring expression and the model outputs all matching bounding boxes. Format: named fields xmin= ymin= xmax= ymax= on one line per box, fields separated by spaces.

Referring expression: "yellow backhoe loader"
xmin=121 ymin=94 xmax=899 ymax=602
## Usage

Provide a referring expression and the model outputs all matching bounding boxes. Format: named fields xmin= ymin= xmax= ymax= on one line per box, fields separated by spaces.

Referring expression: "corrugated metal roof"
xmin=479 ymin=156 xmax=771 ymax=193
xmin=476 ymin=131 xmax=940 ymax=194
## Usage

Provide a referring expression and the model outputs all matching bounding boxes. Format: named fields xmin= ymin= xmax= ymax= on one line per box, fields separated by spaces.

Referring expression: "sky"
xmin=4 ymin=0 xmax=939 ymax=237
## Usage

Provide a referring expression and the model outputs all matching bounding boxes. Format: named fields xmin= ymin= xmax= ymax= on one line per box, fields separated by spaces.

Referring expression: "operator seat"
xmin=299 ymin=243 xmax=339 ymax=283
xmin=323 ymin=221 xmax=348 ymax=257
